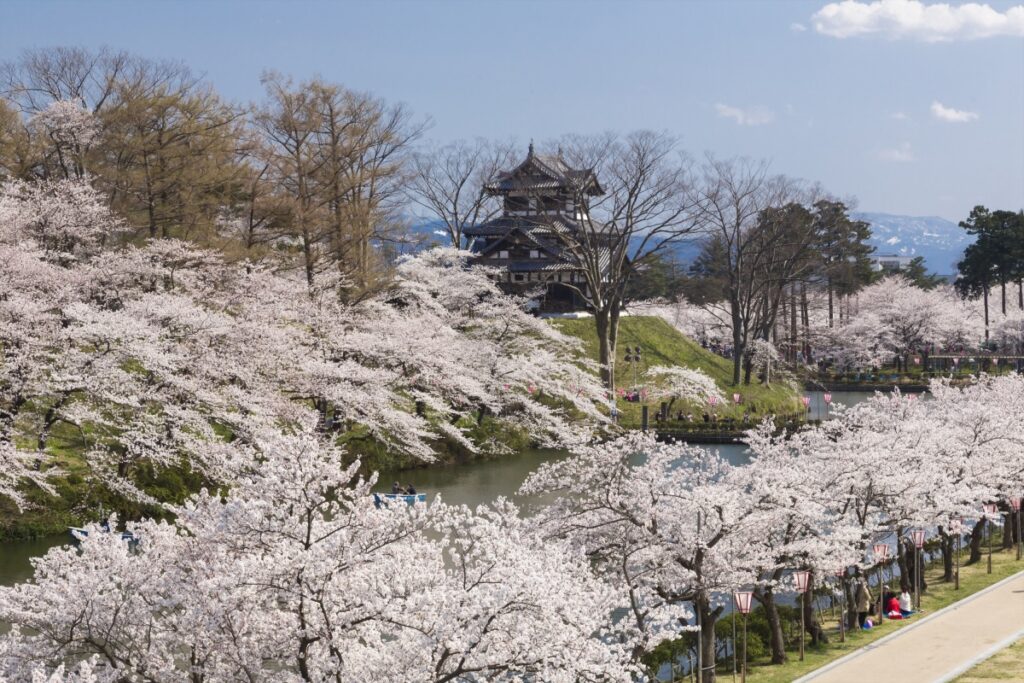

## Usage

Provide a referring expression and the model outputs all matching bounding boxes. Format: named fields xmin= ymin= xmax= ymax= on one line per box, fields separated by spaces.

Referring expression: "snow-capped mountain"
xmin=855 ymin=212 xmax=973 ymax=275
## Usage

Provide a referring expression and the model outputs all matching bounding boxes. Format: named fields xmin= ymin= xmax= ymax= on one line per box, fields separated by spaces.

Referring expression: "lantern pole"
xmin=1014 ymin=497 xmax=1022 ymax=561
xmin=911 ymin=529 xmax=926 ymax=611
xmin=734 ymin=591 xmax=752 ymax=683
xmin=732 ymin=605 xmax=737 ymax=683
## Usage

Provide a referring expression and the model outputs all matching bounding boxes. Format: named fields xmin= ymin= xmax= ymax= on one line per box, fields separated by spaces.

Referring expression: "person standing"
xmin=854 ymin=568 xmax=873 ymax=628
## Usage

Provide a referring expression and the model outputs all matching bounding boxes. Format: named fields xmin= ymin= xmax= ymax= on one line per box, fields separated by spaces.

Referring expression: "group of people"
xmin=391 ymin=482 xmax=417 ymax=495
xmin=852 ymin=568 xmax=914 ymax=629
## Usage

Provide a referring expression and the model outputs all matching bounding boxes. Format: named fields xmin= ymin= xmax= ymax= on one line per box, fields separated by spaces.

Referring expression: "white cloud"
xmin=812 ymin=0 xmax=1024 ymax=42
xmin=714 ymin=103 xmax=775 ymax=126
xmin=791 ymin=22 xmax=808 ymax=31
xmin=891 ymin=111 xmax=910 ymax=121
xmin=930 ymin=101 xmax=979 ymax=122
xmin=876 ymin=142 xmax=915 ymax=162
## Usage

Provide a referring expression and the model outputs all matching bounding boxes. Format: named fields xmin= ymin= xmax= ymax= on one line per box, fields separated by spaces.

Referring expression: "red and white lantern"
xmin=983 ymin=503 xmax=999 ymax=518
xmin=708 ymin=395 xmax=719 ymax=407
xmin=1010 ymin=497 xmax=1022 ymax=513
xmin=793 ymin=569 xmax=811 ymax=593
xmin=734 ymin=590 xmax=753 ymax=615
xmin=733 ymin=393 xmax=741 ymax=404
xmin=873 ymin=542 xmax=889 ymax=561
xmin=801 ymin=396 xmax=811 ymax=408
xmin=823 ymin=393 xmax=832 ymax=404
xmin=910 ymin=529 xmax=926 ymax=549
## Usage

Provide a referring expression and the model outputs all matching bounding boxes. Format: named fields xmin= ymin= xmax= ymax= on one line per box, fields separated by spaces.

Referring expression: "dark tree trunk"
xmin=938 ymin=527 xmax=955 ymax=582
xmin=803 ymin=571 xmax=828 ymax=646
xmin=696 ymin=595 xmax=722 ymax=683
xmin=755 ymin=577 xmax=788 ymax=665
xmin=968 ymin=518 xmax=986 ymax=565
xmin=595 ymin=309 xmax=615 ymax=391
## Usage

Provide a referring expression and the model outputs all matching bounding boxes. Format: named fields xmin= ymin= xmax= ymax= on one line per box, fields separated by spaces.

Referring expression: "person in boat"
xmin=391 ymin=481 xmax=403 ymax=494
xmin=405 ymin=484 xmax=417 ymax=495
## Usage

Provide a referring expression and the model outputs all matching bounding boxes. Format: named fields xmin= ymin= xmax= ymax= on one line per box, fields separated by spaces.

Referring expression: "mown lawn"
xmin=551 ymin=316 xmax=802 ymax=428
xmin=741 ymin=547 xmax=1024 ymax=683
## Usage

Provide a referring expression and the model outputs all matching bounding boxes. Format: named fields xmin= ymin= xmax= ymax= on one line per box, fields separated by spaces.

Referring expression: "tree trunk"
xmin=1003 ymin=512 xmax=1014 ymax=549
xmin=800 ymin=283 xmax=810 ymax=361
xmin=730 ymin=295 xmax=744 ymax=386
xmin=968 ymin=518 xmax=985 ymax=565
xmin=897 ymin=536 xmax=911 ymax=591
xmin=827 ymin=277 xmax=834 ymax=329
xmin=938 ymin=527 xmax=955 ymax=582
xmin=697 ymin=598 xmax=720 ymax=683
xmin=803 ymin=571 xmax=828 ymax=645
xmin=1001 ymin=279 xmax=1007 ymax=315
xmin=789 ymin=285 xmax=798 ymax=364
xmin=595 ymin=309 xmax=615 ymax=392
xmin=983 ymin=286 xmax=990 ymax=342
xmin=759 ymin=586 xmax=788 ymax=665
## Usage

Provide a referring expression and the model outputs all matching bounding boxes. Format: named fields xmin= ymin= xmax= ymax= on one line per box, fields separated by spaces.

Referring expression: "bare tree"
xmin=553 ymin=131 xmax=696 ymax=391
xmin=689 ymin=156 xmax=799 ymax=385
xmin=406 ymin=138 xmax=515 ymax=248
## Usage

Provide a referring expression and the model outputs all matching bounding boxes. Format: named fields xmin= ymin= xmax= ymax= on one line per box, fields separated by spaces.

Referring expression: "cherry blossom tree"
xmin=522 ymin=432 xmax=767 ymax=682
xmin=0 ymin=431 xmax=630 ymax=682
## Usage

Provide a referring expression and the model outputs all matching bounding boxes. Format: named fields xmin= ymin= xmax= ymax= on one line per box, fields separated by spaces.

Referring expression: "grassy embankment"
xmin=552 ymin=316 xmax=803 ymax=429
xmin=736 ymin=547 xmax=1024 ymax=683
xmin=0 ymin=315 xmax=795 ymax=540
xmin=954 ymin=637 xmax=1024 ymax=682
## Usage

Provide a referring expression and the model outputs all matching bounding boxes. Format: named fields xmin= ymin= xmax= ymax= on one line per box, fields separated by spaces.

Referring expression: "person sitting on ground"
xmin=392 ymin=481 xmax=403 ymax=494
xmin=702 ymin=412 xmax=710 ymax=423
xmin=898 ymin=589 xmax=913 ymax=617
xmin=886 ymin=595 xmax=903 ymax=619
xmin=405 ymin=484 xmax=417 ymax=495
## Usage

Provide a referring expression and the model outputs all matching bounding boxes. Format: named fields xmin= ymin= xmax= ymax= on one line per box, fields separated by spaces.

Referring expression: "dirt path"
xmin=795 ymin=570 xmax=1024 ymax=683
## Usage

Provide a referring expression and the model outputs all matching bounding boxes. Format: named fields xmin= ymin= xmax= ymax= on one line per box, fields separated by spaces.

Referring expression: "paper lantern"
xmin=734 ymin=591 xmax=753 ymax=615
xmin=872 ymin=543 xmax=889 ymax=561
xmin=910 ymin=529 xmax=926 ymax=549
xmin=793 ymin=569 xmax=810 ymax=593
xmin=823 ymin=393 xmax=832 ymax=404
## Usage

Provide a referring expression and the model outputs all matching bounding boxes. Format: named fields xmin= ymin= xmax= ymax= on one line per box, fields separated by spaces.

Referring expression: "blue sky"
xmin=2 ymin=0 xmax=1022 ymax=221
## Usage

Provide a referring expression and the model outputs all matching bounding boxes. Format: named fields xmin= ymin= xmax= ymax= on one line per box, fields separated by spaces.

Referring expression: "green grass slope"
xmin=551 ymin=316 xmax=801 ymax=427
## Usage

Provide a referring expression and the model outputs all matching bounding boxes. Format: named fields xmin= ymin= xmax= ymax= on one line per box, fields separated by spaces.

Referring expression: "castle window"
xmin=529 ymin=249 xmax=539 ymax=259
xmin=514 ymin=273 xmax=524 ymax=282
xmin=499 ymin=250 xmax=509 ymax=259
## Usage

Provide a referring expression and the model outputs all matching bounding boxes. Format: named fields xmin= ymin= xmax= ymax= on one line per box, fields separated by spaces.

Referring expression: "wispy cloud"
xmin=714 ymin=103 xmax=775 ymax=126
xmin=890 ymin=111 xmax=910 ymax=121
xmin=812 ymin=0 xmax=1024 ymax=42
xmin=931 ymin=101 xmax=979 ymax=122
xmin=790 ymin=22 xmax=808 ymax=32
xmin=876 ymin=142 xmax=914 ymax=162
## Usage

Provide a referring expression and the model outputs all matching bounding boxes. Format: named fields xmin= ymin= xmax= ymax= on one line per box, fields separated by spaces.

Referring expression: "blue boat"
xmin=373 ymin=493 xmax=427 ymax=508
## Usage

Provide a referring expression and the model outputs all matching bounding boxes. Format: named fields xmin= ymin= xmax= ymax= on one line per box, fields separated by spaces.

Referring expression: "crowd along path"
xmin=795 ymin=570 xmax=1024 ymax=683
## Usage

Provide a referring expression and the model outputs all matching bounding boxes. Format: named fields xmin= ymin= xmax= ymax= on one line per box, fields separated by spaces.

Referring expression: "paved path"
xmin=796 ymin=570 xmax=1024 ymax=683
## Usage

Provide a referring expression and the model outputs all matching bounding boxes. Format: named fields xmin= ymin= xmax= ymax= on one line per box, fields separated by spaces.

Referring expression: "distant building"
xmin=871 ymin=253 xmax=914 ymax=273
xmin=464 ymin=144 xmax=609 ymax=313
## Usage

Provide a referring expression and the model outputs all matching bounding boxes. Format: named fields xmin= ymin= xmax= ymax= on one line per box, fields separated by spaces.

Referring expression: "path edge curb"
xmin=792 ymin=569 xmax=1024 ymax=683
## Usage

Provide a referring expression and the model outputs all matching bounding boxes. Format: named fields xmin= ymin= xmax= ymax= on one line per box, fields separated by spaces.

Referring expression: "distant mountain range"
xmin=854 ymin=212 xmax=972 ymax=276
xmin=407 ymin=212 xmax=973 ymax=276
